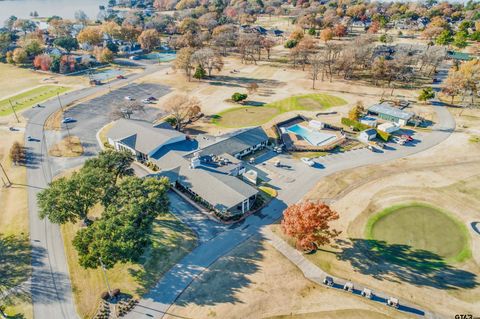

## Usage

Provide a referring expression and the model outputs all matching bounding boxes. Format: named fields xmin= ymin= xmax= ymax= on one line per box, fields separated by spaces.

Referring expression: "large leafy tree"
xmin=138 ymin=29 xmax=161 ymax=51
xmin=73 ymin=177 xmax=170 ymax=269
xmin=53 ymin=36 xmax=79 ymax=53
xmin=281 ymin=201 xmax=340 ymax=251
xmin=418 ymin=87 xmax=436 ymax=104
xmin=84 ymin=149 xmax=134 ymax=183
xmin=37 ymin=167 xmax=110 ymax=224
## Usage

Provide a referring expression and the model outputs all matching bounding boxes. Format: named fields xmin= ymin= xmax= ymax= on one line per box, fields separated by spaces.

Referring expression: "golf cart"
xmin=343 ymin=282 xmax=354 ymax=292
xmin=323 ymin=276 xmax=334 ymax=287
xmin=361 ymin=288 xmax=373 ymax=299
xmin=387 ymin=297 xmax=399 ymax=308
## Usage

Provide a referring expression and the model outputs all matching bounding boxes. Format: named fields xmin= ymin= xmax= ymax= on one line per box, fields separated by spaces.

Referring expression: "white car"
xmin=392 ymin=136 xmax=405 ymax=145
xmin=301 ymin=157 xmax=315 ymax=167
xmin=124 ymin=96 xmax=134 ymax=101
xmin=141 ymin=99 xmax=153 ymax=104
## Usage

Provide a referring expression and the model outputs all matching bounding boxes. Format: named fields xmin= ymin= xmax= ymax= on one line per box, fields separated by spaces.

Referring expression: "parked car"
xmin=392 ymin=136 xmax=405 ymax=145
xmin=147 ymin=96 xmax=157 ymax=101
xmin=116 ymin=75 xmax=126 ymax=79
xmin=129 ymin=55 xmax=140 ymax=60
xmin=401 ymin=134 xmax=413 ymax=141
xmin=301 ymin=157 xmax=315 ymax=167
xmin=141 ymin=99 xmax=153 ymax=104
xmin=62 ymin=117 xmax=76 ymax=124
xmin=124 ymin=96 xmax=134 ymax=101
xmin=27 ymin=136 xmax=35 ymax=141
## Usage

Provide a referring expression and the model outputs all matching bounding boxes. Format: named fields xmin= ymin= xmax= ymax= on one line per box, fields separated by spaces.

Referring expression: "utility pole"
xmin=0 ymin=162 xmax=11 ymax=187
xmin=57 ymin=93 xmax=71 ymax=139
xmin=8 ymin=99 xmax=20 ymax=123
xmin=99 ymin=258 xmax=112 ymax=298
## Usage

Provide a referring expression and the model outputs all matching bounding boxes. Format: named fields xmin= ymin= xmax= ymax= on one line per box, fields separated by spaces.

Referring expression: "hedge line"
xmin=341 ymin=117 xmax=371 ymax=131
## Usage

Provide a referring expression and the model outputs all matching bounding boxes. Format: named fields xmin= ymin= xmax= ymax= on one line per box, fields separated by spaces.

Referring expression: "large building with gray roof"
xmin=108 ymin=119 xmax=268 ymax=218
xmin=107 ymin=119 xmax=187 ymax=161
xmin=367 ymin=102 xmax=414 ymax=126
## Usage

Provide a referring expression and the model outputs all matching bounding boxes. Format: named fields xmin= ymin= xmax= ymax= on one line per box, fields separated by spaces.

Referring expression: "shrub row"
xmin=341 ymin=117 xmax=371 ymax=132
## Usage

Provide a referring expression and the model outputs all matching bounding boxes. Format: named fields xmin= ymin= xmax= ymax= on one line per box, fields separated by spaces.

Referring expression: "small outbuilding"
xmin=359 ymin=128 xmax=377 ymax=141
xmin=368 ymin=102 xmax=414 ymax=126
xmin=361 ymin=288 xmax=373 ymax=299
xmin=377 ymin=122 xmax=401 ymax=134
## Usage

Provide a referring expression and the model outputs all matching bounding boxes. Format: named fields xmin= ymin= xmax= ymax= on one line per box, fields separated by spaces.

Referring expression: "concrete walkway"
xmin=262 ymin=228 xmax=445 ymax=319
xmin=125 ymin=64 xmax=456 ymax=319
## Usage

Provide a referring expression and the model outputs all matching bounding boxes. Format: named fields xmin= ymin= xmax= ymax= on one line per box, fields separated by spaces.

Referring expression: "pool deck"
xmin=278 ymin=120 xmax=345 ymax=152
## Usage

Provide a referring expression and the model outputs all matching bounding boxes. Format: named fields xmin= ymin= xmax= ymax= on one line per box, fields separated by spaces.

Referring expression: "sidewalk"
xmin=262 ymin=227 xmax=445 ymax=319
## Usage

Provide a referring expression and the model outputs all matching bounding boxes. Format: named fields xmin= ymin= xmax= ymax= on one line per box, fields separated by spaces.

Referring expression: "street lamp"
xmin=98 ymin=257 xmax=112 ymax=298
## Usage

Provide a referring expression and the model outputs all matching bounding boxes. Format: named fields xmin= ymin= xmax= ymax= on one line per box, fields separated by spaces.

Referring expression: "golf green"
xmin=365 ymin=203 xmax=470 ymax=263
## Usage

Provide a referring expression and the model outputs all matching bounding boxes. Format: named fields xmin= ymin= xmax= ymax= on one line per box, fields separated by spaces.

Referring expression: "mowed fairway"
xmin=213 ymin=93 xmax=347 ymax=128
xmin=0 ymin=85 xmax=70 ymax=116
xmin=366 ymin=202 xmax=471 ymax=263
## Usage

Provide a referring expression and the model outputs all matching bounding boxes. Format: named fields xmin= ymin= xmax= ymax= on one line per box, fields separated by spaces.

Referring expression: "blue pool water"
xmin=287 ymin=124 xmax=337 ymax=146
xmin=140 ymin=51 xmax=177 ymax=62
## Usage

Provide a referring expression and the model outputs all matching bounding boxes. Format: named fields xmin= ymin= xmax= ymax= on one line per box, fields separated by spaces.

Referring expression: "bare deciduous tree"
xmin=164 ymin=94 xmax=202 ymax=130
xmin=191 ymin=48 xmax=224 ymax=77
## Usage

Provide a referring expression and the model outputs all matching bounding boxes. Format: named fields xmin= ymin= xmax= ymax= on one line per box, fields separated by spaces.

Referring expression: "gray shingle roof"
xmin=368 ymin=103 xmax=414 ymax=121
xmin=107 ymin=119 xmax=185 ymax=155
xmin=195 ymin=127 xmax=268 ymax=158
xmin=154 ymin=152 xmax=258 ymax=211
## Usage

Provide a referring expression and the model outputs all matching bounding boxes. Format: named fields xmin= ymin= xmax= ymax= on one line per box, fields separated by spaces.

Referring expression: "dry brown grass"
xmin=165 ymin=235 xmax=413 ymax=319
xmin=44 ymin=108 xmax=64 ymax=131
xmin=0 ymin=127 xmax=32 ymax=318
xmin=62 ymin=212 xmax=197 ymax=319
xmin=97 ymin=122 xmax=115 ymax=146
xmin=48 ymin=136 xmax=84 ymax=157
xmin=297 ymin=110 xmax=480 ymax=317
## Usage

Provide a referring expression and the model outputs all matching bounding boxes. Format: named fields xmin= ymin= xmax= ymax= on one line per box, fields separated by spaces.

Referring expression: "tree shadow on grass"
xmin=336 ymin=238 xmax=477 ymax=290
xmin=206 ymin=76 xmax=284 ymax=89
xmin=0 ymin=234 xmax=31 ymax=305
xmin=173 ymin=234 xmax=265 ymax=306
xmin=128 ymin=215 xmax=198 ymax=296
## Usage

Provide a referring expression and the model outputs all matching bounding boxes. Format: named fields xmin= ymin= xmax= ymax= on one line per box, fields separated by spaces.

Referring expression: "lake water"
xmin=0 ymin=0 xmax=107 ymax=23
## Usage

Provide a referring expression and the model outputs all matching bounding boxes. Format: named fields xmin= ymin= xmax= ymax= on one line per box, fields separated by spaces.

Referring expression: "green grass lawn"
xmin=0 ymin=85 xmax=70 ymax=116
xmin=62 ymin=212 xmax=197 ymax=319
xmin=212 ymin=93 xmax=347 ymax=128
xmin=365 ymin=202 xmax=471 ymax=263
xmin=469 ymin=135 xmax=480 ymax=143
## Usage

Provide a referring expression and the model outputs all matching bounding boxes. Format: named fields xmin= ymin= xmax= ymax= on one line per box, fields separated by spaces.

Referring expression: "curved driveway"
xmin=23 ymin=63 xmax=455 ymax=319
xmin=24 ymin=63 xmax=165 ymax=319
xmin=126 ymin=70 xmax=456 ymax=318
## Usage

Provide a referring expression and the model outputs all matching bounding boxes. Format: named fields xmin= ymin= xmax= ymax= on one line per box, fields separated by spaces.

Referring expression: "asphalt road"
xmin=21 ymin=61 xmax=454 ymax=319
xmin=23 ymin=63 xmax=166 ymax=319
xmin=46 ymin=82 xmax=170 ymax=176
xmin=125 ymin=67 xmax=455 ymax=319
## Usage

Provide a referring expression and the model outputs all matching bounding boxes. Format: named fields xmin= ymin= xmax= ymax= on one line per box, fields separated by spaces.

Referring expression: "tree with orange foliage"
xmin=367 ymin=21 xmax=380 ymax=34
xmin=333 ymin=24 xmax=347 ymax=38
xmin=281 ymin=201 xmax=340 ymax=251
xmin=320 ymin=28 xmax=333 ymax=43
xmin=33 ymin=54 xmax=52 ymax=71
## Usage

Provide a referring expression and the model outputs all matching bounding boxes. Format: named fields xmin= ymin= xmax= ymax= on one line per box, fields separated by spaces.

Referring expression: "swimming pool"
xmin=140 ymin=51 xmax=177 ymax=62
xmin=287 ymin=124 xmax=337 ymax=146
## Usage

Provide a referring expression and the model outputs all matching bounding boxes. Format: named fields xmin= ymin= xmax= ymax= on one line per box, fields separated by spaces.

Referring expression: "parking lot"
xmin=46 ymin=82 xmax=171 ymax=175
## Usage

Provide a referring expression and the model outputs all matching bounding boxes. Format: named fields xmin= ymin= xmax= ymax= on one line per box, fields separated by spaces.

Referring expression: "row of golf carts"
xmin=323 ymin=276 xmax=399 ymax=308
